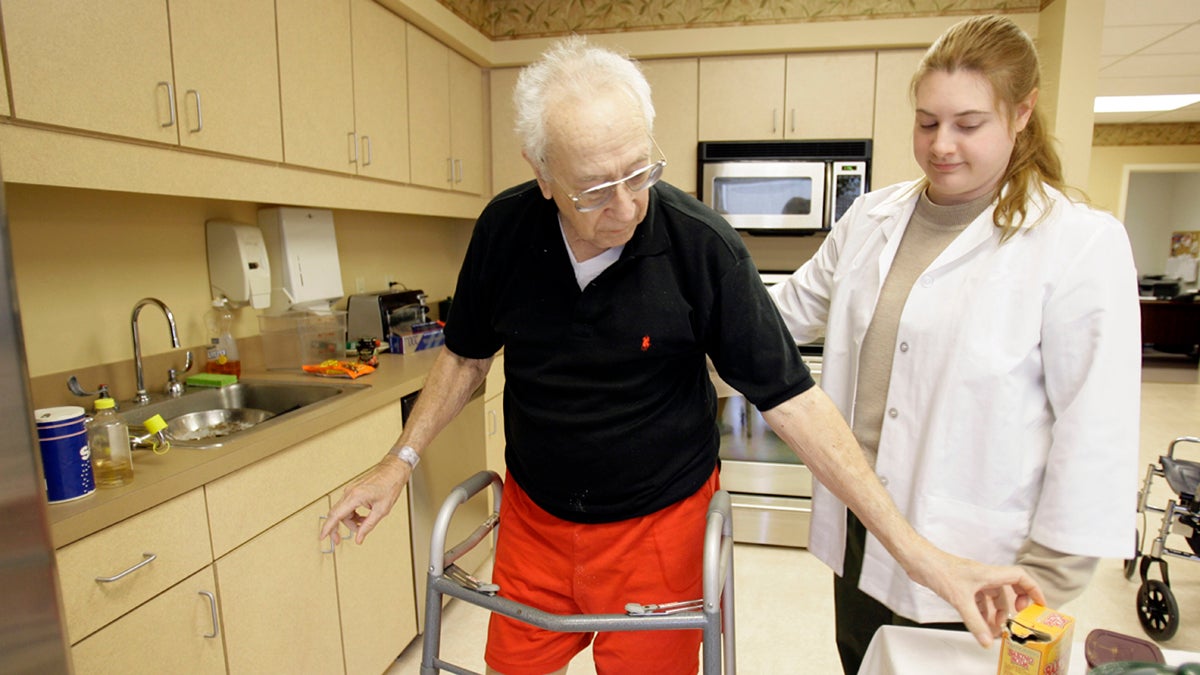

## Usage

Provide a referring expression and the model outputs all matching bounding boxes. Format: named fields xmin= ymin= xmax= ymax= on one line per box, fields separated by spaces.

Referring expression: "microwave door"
xmin=703 ymin=161 xmax=827 ymax=231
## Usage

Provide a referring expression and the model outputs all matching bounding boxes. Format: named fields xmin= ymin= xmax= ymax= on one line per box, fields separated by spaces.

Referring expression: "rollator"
xmin=419 ymin=470 xmax=737 ymax=675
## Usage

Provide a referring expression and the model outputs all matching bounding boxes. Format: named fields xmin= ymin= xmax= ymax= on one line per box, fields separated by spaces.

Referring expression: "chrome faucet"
xmin=131 ymin=297 xmax=182 ymax=404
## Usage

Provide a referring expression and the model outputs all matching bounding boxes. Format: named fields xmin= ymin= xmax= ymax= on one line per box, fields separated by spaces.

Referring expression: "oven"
xmin=715 ymin=271 xmax=821 ymax=547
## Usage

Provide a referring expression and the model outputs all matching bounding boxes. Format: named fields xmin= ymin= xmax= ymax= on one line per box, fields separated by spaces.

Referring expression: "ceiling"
xmin=1097 ymin=0 xmax=1200 ymax=124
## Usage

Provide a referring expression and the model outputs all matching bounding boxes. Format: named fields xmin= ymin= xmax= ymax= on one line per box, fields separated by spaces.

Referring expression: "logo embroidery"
xmin=641 ymin=335 xmax=651 ymax=351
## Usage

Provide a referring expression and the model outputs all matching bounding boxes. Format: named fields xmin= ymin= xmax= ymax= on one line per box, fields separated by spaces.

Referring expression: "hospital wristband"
xmin=387 ymin=445 xmax=421 ymax=470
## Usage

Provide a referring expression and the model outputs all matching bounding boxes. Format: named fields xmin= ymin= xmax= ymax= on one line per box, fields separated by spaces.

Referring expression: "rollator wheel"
xmin=1124 ymin=530 xmax=1140 ymax=580
xmin=1137 ymin=579 xmax=1180 ymax=641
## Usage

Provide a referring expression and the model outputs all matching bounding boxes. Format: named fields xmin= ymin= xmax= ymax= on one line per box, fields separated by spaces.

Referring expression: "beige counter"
xmin=46 ymin=349 xmax=444 ymax=548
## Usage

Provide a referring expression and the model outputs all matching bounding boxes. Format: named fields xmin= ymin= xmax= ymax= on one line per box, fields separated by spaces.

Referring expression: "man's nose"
xmin=607 ymin=181 xmax=640 ymax=218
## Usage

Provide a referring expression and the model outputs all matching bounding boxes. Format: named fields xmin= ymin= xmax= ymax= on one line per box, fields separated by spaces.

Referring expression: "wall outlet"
xmin=384 ymin=274 xmax=395 ymax=289
xmin=355 ymin=276 xmax=366 ymax=293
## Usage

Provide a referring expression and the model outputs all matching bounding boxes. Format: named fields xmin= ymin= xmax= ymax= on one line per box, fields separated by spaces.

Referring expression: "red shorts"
xmin=484 ymin=469 xmax=720 ymax=675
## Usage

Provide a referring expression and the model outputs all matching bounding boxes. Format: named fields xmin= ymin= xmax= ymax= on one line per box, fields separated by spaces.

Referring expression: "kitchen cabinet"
xmin=216 ymin=498 xmax=344 ymax=674
xmin=698 ymin=52 xmax=876 ymax=141
xmin=489 ymin=67 xmax=528 ymax=195
xmin=641 ymin=58 xmax=700 ymax=194
xmin=484 ymin=354 xmax=506 ymax=511
xmin=408 ymin=26 xmax=486 ymax=195
xmin=275 ymin=0 xmax=357 ymax=174
xmin=872 ymin=49 xmax=926 ymax=189
xmin=55 ymin=488 xmax=212 ymax=645
xmin=1 ymin=49 xmax=10 ymax=118
xmin=349 ymin=0 xmax=411 ymax=183
xmin=2 ymin=0 xmax=282 ymax=160
xmin=332 ymin=479 xmax=417 ymax=675
xmin=70 ymin=566 xmax=226 ymax=675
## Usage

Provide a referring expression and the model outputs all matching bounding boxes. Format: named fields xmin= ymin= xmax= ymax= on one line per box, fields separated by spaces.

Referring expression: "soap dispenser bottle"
xmin=204 ymin=299 xmax=241 ymax=377
xmin=89 ymin=397 xmax=133 ymax=488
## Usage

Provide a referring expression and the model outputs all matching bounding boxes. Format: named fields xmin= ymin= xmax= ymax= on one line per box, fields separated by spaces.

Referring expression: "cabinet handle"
xmin=790 ymin=108 xmax=796 ymax=134
xmin=348 ymin=132 xmax=358 ymax=166
xmin=454 ymin=158 xmax=463 ymax=184
xmin=446 ymin=157 xmax=454 ymax=183
xmin=157 ymin=82 xmax=176 ymax=128
xmin=772 ymin=108 xmax=778 ymax=135
xmin=95 ymin=552 xmax=156 ymax=583
xmin=185 ymin=89 xmax=203 ymax=133
xmin=198 ymin=590 xmax=219 ymax=638
xmin=318 ymin=515 xmax=334 ymax=554
xmin=488 ymin=409 xmax=497 ymax=436
xmin=361 ymin=135 xmax=372 ymax=166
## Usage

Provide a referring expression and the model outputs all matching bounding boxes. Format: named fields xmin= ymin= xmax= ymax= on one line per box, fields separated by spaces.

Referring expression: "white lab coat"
xmin=770 ymin=180 xmax=1141 ymax=622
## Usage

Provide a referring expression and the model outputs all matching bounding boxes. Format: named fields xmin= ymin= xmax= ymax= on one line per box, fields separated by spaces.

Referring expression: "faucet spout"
xmin=131 ymin=297 xmax=181 ymax=404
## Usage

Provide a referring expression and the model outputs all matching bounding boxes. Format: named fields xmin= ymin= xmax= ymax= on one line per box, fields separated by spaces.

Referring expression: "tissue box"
xmin=388 ymin=328 xmax=445 ymax=354
xmin=259 ymin=311 xmax=347 ymax=370
xmin=998 ymin=605 xmax=1074 ymax=675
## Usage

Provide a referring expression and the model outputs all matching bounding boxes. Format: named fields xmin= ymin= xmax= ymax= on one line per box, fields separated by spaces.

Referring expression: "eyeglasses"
xmin=559 ymin=138 xmax=667 ymax=213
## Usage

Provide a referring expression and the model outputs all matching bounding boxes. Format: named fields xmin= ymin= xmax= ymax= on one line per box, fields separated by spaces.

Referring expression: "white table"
xmin=860 ymin=625 xmax=1199 ymax=674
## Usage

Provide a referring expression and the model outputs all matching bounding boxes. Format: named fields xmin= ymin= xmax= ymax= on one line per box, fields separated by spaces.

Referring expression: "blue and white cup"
xmin=39 ymin=428 xmax=95 ymax=503
xmin=34 ymin=406 xmax=87 ymax=440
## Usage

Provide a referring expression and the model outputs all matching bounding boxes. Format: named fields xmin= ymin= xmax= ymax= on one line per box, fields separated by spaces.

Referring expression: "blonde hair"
xmin=912 ymin=15 xmax=1067 ymax=241
xmin=513 ymin=36 xmax=655 ymax=174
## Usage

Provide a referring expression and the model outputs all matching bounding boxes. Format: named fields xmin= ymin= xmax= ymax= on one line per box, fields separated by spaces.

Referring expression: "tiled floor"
xmin=388 ymin=364 xmax=1200 ymax=674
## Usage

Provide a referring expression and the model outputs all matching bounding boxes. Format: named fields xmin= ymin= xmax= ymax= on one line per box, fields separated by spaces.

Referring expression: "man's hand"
xmin=907 ymin=546 xmax=1046 ymax=647
xmin=319 ymin=456 xmax=412 ymax=546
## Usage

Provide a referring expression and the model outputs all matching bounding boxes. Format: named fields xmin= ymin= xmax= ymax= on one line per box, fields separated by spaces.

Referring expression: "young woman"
xmin=769 ymin=15 xmax=1141 ymax=674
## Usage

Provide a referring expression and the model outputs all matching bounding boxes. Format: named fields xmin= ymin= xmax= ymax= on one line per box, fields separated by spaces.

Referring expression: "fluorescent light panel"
xmin=1094 ymin=94 xmax=1200 ymax=113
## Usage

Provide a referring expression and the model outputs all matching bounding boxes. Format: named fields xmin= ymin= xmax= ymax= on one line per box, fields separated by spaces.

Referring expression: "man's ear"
xmin=523 ymin=150 xmax=554 ymax=200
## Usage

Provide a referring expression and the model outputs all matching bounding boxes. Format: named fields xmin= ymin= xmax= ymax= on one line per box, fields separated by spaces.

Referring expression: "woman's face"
xmin=912 ymin=69 xmax=1034 ymax=205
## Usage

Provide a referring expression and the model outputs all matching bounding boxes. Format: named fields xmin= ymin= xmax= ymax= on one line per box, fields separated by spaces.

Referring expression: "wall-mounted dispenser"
xmin=205 ymin=220 xmax=271 ymax=309
xmin=257 ymin=207 xmax=344 ymax=314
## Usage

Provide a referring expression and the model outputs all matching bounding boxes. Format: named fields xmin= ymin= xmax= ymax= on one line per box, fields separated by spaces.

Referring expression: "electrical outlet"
xmin=355 ymin=277 xmax=366 ymax=293
xmin=384 ymin=274 xmax=395 ymax=289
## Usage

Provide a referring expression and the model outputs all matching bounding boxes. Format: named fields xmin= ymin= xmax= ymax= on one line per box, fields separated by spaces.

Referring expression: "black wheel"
xmin=1125 ymin=529 xmax=1141 ymax=580
xmin=1137 ymin=579 xmax=1180 ymax=641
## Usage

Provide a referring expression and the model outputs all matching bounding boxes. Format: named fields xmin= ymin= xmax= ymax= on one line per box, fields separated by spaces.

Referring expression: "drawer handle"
xmin=318 ymin=516 xmax=334 ymax=554
xmin=95 ymin=552 xmax=156 ymax=583
xmin=198 ymin=590 xmax=219 ymax=638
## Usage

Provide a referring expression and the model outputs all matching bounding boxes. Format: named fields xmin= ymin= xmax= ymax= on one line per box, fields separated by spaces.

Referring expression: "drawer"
xmin=729 ymin=493 xmax=811 ymax=548
xmin=720 ymin=459 xmax=812 ymax=497
xmin=205 ymin=402 xmax=401 ymax=557
xmin=56 ymin=488 xmax=211 ymax=643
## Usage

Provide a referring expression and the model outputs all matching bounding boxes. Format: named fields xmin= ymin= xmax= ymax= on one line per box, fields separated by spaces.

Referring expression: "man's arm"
xmin=761 ymin=386 xmax=1045 ymax=646
xmin=319 ymin=348 xmax=493 ymax=546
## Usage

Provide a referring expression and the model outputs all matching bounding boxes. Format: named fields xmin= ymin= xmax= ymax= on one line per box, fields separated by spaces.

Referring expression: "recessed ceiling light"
xmin=1094 ymin=95 xmax=1200 ymax=113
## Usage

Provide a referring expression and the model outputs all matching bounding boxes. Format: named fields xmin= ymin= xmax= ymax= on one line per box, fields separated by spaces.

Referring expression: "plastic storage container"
xmin=204 ymin=299 xmax=241 ymax=377
xmin=88 ymin=397 xmax=133 ymax=488
xmin=258 ymin=311 xmax=347 ymax=371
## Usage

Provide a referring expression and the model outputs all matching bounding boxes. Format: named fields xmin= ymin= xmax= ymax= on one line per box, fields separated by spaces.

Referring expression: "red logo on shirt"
xmin=641 ymin=335 xmax=651 ymax=351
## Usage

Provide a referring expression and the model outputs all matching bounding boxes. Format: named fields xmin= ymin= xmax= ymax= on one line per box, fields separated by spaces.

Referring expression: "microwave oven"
xmin=698 ymin=139 xmax=871 ymax=233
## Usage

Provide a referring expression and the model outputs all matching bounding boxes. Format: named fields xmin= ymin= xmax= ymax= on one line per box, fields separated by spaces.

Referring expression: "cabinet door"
xmin=407 ymin=26 xmax=453 ymax=189
xmin=698 ymin=55 xmax=786 ymax=140
xmin=2 ymin=0 xmax=178 ymax=143
xmin=350 ymin=0 xmax=411 ymax=183
xmin=217 ymin=499 xmax=344 ymax=675
xmin=642 ymin=58 xmax=699 ymax=194
xmin=489 ymin=67 xmax=528 ymax=195
xmin=484 ymin=393 xmax=506 ymax=514
xmin=168 ymin=0 xmax=283 ymax=161
xmin=784 ymin=52 xmax=876 ymax=139
xmin=872 ymin=50 xmax=926 ymax=189
xmin=334 ymin=483 xmax=417 ymax=675
xmin=71 ymin=567 xmax=226 ymax=675
xmin=276 ymin=0 xmax=357 ymax=174
xmin=449 ymin=50 xmax=486 ymax=195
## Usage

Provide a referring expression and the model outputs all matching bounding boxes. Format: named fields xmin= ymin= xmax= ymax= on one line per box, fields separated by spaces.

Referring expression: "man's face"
xmin=531 ymin=91 xmax=653 ymax=262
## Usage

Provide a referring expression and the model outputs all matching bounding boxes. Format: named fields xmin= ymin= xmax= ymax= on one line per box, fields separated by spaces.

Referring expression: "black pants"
xmin=834 ymin=511 xmax=966 ymax=674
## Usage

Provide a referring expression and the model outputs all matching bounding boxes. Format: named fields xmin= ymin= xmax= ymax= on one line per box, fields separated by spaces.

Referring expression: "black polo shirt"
xmin=443 ymin=180 xmax=814 ymax=523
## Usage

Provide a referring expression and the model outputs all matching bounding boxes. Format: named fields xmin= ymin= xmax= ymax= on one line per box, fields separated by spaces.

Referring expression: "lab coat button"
xmin=887 ymin=408 xmax=898 ymax=418
xmin=920 ymin=275 xmax=934 ymax=287
xmin=899 ymin=342 xmax=909 ymax=353
xmin=879 ymin=475 xmax=889 ymax=487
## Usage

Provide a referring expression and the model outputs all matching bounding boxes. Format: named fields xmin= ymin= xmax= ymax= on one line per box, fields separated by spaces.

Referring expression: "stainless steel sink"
xmin=120 ymin=379 xmax=369 ymax=449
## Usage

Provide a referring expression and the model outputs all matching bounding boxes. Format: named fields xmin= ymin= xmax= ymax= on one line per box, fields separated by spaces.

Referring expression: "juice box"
xmin=998 ymin=604 xmax=1075 ymax=675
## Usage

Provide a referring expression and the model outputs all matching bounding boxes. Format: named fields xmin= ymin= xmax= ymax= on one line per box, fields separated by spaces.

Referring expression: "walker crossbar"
xmin=420 ymin=470 xmax=737 ymax=675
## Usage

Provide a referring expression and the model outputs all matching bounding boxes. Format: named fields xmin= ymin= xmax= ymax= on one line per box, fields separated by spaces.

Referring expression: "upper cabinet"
xmin=276 ymin=0 xmax=357 ymax=174
xmin=408 ymin=26 xmax=485 ymax=195
xmin=872 ymin=49 xmax=925 ymax=189
xmin=349 ymin=0 xmax=411 ymax=183
xmin=642 ymin=58 xmax=699 ymax=195
xmin=165 ymin=0 xmax=283 ymax=161
xmin=489 ymin=68 xmax=527 ymax=195
xmin=698 ymin=52 xmax=876 ymax=141
xmin=3 ymin=0 xmax=283 ymax=159
xmin=4 ymin=0 xmax=179 ymax=144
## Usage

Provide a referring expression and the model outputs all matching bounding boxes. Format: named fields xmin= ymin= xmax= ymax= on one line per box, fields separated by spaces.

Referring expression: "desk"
xmin=860 ymin=626 xmax=1199 ymax=674
xmin=1141 ymin=299 xmax=1200 ymax=356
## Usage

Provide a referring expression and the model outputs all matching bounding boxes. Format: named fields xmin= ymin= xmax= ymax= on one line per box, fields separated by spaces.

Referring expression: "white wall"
xmin=1125 ymin=172 xmax=1179 ymax=276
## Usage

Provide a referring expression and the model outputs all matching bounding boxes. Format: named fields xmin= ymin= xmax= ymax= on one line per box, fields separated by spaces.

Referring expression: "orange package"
xmin=302 ymin=359 xmax=375 ymax=379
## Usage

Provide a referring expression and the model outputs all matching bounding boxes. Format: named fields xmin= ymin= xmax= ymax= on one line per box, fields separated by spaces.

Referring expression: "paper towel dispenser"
xmin=257 ymin=207 xmax=345 ymax=314
xmin=206 ymin=220 xmax=271 ymax=309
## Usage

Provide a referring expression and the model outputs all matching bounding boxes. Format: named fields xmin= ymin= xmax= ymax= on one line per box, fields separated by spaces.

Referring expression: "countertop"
xmin=46 ymin=349 xmax=444 ymax=549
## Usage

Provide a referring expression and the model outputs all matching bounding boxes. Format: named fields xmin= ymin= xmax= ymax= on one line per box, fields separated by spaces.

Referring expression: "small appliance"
xmin=346 ymin=289 xmax=428 ymax=344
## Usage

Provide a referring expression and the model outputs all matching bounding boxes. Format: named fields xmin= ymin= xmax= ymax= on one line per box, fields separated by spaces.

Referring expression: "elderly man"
xmin=320 ymin=37 xmax=1041 ymax=675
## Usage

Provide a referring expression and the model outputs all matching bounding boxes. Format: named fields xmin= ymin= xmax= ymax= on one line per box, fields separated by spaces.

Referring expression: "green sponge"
xmin=186 ymin=373 xmax=238 ymax=388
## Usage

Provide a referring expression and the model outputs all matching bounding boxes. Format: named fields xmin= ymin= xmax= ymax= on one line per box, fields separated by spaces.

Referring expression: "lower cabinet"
xmin=216 ymin=498 xmax=344 ymax=674
xmin=70 ymin=566 xmax=226 ymax=675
